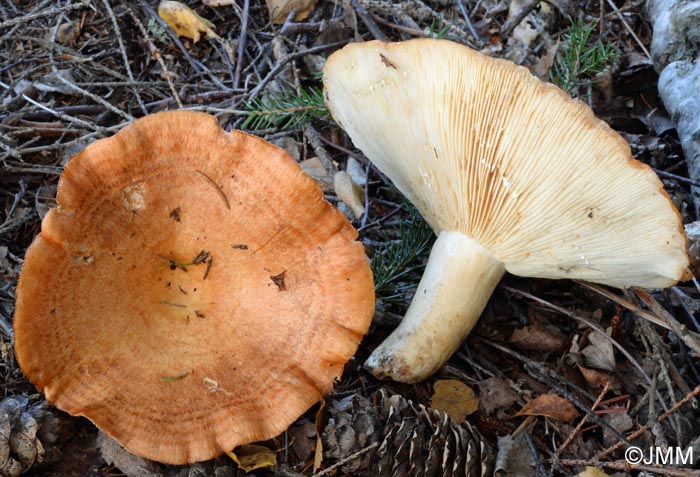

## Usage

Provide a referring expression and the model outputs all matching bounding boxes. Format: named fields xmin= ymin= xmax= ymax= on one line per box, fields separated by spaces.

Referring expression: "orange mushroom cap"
xmin=14 ymin=111 xmax=375 ymax=464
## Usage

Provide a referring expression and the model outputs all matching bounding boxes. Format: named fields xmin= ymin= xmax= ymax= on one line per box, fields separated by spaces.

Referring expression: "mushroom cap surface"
xmin=323 ymin=39 xmax=689 ymax=287
xmin=14 ymin=111 xmax=375 ymax=464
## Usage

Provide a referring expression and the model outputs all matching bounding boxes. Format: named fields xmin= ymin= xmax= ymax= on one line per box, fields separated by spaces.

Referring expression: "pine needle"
xmin=550 ymin=17 xmax=618 ymax=97
xmin=242 ymin=86 xmax=329 ymax=131
xmin=372 ymin=207 xmax=434 ymax=304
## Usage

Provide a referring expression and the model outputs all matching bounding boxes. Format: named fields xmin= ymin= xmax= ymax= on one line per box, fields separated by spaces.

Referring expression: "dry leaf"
xmin=33 ymin=69 xmax=77 ymax=95
xmin=346 ymin=157 xmax=366 ymax=186
xmin=510 ymin=11 xmax=539 ymax=48
xmin=219 ymin=38 xmax=237 ymax=65
xmin=515 ymin=394 xmax=578 ymax=423
xmin=508 ymin=322 xmax=568 ymax=352
xmin=578 ymin=365 xmax=616 ymax=390
xmin=271 ymin=136 xmax=300 ymax=162
xmin=429 ymin=379 xmax=479 ymax=422
xmin=602 ymin=411 xmax=633 ymax=447
xmin=477 ymin=377 xmax=519 ymax=415
xmin=53 ymin=21 xmax=81 ymax=45
xmin=157 ymin=1 xmax=218 ymax=43
xmin=97 ymin=432 xmax=163 ymax=477
xmin=265 ymin=0 xmax=318 ymax=24
xmin=300 ymin=157 xmax=330 ymax=185
xmin=581 ymin=330 xmax=616 ymax=372
xmin=504 ymin=0 xmax=557 ymax=78
xmin=495 ymin=434 xmax=535 ymax=477
xmin=531 ymin=38 xmax=559 ymax=79
xmin=576 ymin=466 xmax=609 ymax=477
xmin=333 ymin=171 xmax=364 ymax=219
xmin=227 ymin=444 xmax=277 ymax=472
xmin=289 ymin=421 xmax=316 ymax=462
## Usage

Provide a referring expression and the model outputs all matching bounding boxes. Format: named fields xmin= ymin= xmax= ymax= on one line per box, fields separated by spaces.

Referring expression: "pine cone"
xmin=323 ymin=390 xmax=493 ymax=476
xmin=0 ymin=396 xmax=67 ymax=477
xmin=323 ymin=394 xmax=383 ymax=474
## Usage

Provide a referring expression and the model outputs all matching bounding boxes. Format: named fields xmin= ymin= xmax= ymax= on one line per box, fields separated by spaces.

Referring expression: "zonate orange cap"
xmin=14 ymin=110 xmax=375 ymax=464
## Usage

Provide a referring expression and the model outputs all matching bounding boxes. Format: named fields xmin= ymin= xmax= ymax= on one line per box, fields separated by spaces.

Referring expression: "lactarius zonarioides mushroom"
xmin=13 ymin=111 xmax=375 ymax=464
xmin=323 ymin=38 xmax=690 ymax=383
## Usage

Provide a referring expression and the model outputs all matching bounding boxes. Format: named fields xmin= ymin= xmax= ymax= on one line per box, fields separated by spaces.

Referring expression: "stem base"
xmin=365 ymin=231 xmax=505 ymax=383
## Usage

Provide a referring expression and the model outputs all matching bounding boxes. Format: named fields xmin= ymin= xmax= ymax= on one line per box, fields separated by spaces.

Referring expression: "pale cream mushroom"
xmin=323 ymin=38 xmax=690 ymax=383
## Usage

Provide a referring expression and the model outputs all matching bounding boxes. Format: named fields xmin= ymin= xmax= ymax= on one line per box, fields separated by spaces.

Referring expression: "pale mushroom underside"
xmin=324 ymin=39 xmax=689 ymax=287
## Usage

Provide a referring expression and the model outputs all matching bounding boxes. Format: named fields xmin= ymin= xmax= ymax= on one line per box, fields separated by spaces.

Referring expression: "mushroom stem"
xmin=365 ymin=230 xmax=505 ymax=383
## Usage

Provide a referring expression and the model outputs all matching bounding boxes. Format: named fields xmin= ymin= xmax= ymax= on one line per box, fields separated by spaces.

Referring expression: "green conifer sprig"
xmin=551 ymin=17 xmax=618 ymax=97
xmin=242 ymin=86 xmax=329 ymax=131
xmin=372 ymin=207 xmax=435 ymax=304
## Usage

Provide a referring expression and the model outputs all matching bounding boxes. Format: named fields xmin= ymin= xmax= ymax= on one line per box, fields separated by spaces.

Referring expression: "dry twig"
xmin=123 ymin=3 xmax=183 ymax=109
xmin=598 ymin=385 xmax=700 ymax=459
xmin=0 ymin=0 xmax=89 ymax=30
xmin=557 ymin=381 xmax=612 ymax=454
xmin=102 ymin=0 xmax=147 ymax=116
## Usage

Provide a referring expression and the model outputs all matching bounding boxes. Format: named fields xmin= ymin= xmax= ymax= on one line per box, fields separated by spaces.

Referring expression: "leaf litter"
xmin=2 ymin=0 xmax=700 ymax=476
